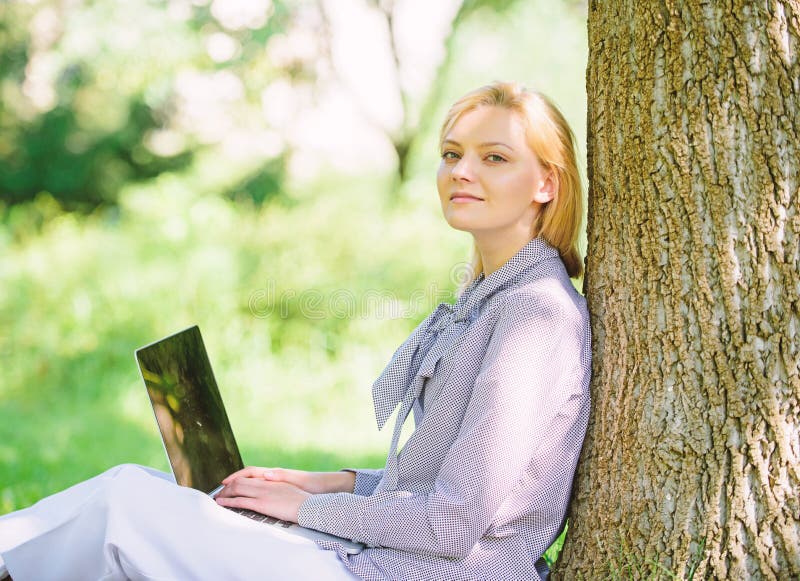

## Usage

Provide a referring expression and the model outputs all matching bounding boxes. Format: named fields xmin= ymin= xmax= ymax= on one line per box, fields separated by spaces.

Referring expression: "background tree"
xmin=557 ymin=1 xmax=799 ymax=578
xmin=324 ymin=0 xmax=525 ymax=189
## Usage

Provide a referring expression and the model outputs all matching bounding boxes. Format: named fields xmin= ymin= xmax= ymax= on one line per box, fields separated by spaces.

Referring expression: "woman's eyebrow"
xmin=441 ymin=139 xmax=514 ymax=151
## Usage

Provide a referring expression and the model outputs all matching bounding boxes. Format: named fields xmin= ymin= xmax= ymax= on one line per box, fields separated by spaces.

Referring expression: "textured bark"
xmin=556 ymin=1 xmax=800 ymax=579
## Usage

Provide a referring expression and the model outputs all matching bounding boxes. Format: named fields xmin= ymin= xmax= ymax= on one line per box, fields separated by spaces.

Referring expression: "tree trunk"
xmin=556 ymin=1 xmax=800 ymax=579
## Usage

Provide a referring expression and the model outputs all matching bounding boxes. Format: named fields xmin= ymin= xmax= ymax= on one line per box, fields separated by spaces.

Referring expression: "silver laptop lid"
xmin=135 ymin=325 xmax=244 ymax=493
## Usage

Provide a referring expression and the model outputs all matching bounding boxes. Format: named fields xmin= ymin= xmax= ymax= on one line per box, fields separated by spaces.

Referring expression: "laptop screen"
xmin=136 ymin=325 xmax=244 ymax=493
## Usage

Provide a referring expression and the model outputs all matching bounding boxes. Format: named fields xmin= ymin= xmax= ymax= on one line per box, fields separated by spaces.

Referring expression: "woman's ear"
xmin=532 ymin=169 xmax=557 ymax=204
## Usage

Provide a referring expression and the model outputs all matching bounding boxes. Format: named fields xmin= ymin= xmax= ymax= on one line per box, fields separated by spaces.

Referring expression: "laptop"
xmin=135 ymin=325 xmax=365 ymax=554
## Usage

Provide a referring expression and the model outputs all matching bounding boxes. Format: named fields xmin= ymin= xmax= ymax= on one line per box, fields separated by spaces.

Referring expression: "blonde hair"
xmin=439 ymin=81 xmax=584 ymax=279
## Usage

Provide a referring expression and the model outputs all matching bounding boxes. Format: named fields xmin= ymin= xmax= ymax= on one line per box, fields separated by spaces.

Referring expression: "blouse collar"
xmin=453 ymin=236 xmax=560 ymax=321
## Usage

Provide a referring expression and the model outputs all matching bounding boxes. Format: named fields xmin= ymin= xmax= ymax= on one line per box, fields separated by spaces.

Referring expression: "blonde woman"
xmin=0 ymin=81 xmax=590 ymax=581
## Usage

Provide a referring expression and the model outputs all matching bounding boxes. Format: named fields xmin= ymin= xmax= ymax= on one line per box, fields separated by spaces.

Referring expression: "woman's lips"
xmin=450 ymin=192 xmax=484 ymax=202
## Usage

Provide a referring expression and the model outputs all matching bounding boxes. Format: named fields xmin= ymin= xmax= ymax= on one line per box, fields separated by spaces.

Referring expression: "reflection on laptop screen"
xmin=136 ymin=325 xmax=244 ymax=493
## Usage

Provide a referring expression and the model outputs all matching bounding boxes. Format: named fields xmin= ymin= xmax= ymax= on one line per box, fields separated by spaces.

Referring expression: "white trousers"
xmin=0 ymin=464 xmax=358 ymax=581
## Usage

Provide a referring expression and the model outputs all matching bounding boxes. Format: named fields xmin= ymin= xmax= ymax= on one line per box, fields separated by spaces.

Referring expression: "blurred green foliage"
xmin=1 ymin=95 xmax=196 ymax=209
xmin=0 ymin=0 xmax=295 ymax=210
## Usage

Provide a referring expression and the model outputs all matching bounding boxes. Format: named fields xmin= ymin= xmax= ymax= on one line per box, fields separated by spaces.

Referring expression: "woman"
xmin=0 ymin=81 xmax=590 ymax=581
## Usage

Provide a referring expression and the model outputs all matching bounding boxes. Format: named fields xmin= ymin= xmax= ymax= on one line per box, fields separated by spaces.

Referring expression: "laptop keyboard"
xmin=228 ymin=507 xmax=294 ymax=528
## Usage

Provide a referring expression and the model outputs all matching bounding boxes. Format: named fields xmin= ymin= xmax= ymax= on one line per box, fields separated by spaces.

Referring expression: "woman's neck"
xmin=474 ymin=229 xmax=535 ymax=277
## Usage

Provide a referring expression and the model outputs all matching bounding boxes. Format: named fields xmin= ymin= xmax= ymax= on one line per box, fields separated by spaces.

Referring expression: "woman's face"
xmin=437 ymin=106 xmax=555 ymax=239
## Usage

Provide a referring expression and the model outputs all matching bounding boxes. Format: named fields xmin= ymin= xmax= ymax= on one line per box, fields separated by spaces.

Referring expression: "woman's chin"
xmin=444 ymin=221 xmax=476 ymax=234
xmin=442 ymin=213 xmax=480 ymax=233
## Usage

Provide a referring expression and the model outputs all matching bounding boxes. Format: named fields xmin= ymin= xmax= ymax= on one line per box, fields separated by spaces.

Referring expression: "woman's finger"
xmin=260 ymin=467 xmax=291 ymax=481
xmin=217 ymin=477 xmax=271 ymax=498
xmin=215 ymin=494 xmax=264 ymax=514
xmin=261 ymin=469 xmax=317 ymax=493
xmin=221 ymin=466 xmax=275 ymax=484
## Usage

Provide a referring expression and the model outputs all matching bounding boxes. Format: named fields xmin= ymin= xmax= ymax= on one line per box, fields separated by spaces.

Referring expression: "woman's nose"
xmin=451 ymin=156 xmax=475 ymax=181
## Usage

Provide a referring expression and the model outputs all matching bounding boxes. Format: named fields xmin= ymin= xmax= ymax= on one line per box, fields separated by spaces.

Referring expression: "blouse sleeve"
xmin=341 ymin=468 xmax=385 ymax=496
xmin=297 ymin=292 xmax=590 ymax=558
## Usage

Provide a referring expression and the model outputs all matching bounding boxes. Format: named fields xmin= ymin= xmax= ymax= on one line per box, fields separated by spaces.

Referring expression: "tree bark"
xmin=557 ymin=1 xmax=800 ymax=579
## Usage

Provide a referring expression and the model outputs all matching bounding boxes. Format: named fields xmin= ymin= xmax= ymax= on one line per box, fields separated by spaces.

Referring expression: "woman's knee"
xmin=103 ymin=463 xmax=169 ymax=479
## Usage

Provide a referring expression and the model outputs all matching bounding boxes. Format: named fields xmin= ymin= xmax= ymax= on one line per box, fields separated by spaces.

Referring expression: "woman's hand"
xmin=222 ymin=467 xmax=355 ymax=495
xmin=214 ymin=475 xmax=310 ymax=523
xmin=215 ymin=467 xmax=356 ymax=522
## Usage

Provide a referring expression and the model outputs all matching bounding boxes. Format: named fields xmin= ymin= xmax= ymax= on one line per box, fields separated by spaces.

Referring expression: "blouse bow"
xmin=371 ymin=301 xmax=463 ymax=429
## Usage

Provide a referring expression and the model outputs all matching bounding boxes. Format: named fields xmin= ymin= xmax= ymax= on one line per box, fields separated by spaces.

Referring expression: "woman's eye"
xmin=441 ymin=151 xmax=459 ymax=160
xmin=486 ymin=154 xmax=506 ymax=163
